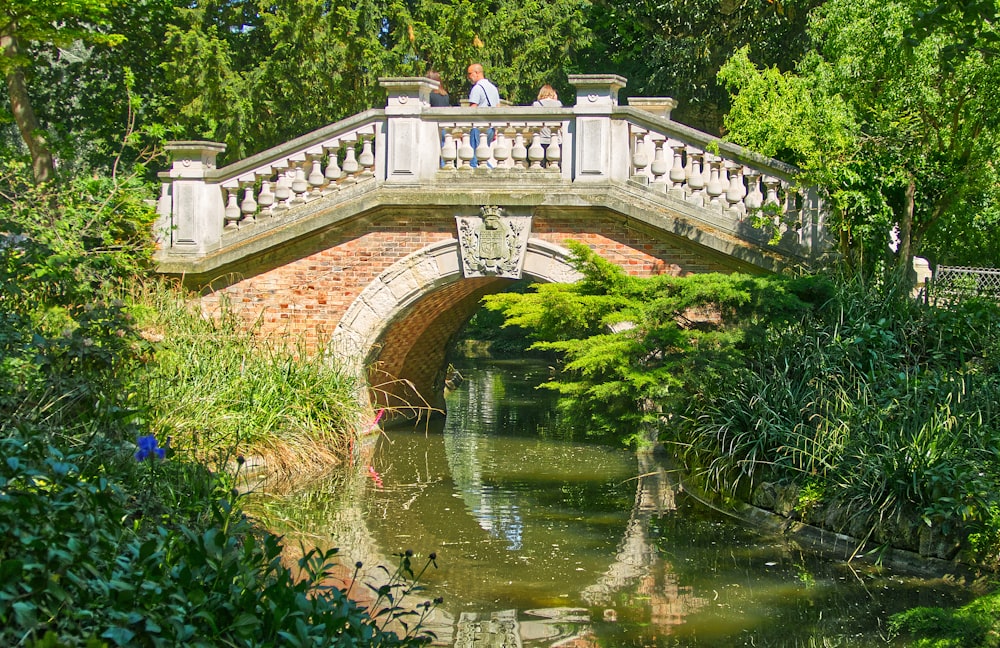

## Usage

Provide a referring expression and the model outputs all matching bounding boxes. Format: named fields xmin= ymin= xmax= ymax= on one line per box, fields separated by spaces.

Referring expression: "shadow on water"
xmin=253 ymin=358 xmax=974 ymax=647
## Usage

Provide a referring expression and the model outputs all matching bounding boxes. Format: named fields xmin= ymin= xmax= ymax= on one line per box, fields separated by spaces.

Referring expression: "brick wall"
xmin=199 ymin=207 xmax=743 ymax=411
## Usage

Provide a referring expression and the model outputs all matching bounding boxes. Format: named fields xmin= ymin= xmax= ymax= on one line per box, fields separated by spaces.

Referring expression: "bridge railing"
xmin=156 ymin=74 xmax=829 ymax=261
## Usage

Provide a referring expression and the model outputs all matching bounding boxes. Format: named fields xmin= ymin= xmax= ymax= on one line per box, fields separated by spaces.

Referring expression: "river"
xmin=255 ymin=358 xmax=972 ymax=647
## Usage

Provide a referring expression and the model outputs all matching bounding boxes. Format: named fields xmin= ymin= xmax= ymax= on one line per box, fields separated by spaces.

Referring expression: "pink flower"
xmin=366 ymin=465 xmax=383 ymax=488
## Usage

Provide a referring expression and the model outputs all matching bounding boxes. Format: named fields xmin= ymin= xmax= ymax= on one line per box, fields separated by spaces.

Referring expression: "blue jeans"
xmin=470 ymin=127 xmax=495 ymax=168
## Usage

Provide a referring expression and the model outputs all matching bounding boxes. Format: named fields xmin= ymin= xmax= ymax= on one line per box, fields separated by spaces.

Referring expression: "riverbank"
xmin=0 ymin=170 xmax=430 ymax=645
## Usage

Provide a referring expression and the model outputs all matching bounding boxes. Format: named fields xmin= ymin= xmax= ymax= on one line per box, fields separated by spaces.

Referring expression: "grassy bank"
xmin=0 ymin=165 xmax=430 ymax=646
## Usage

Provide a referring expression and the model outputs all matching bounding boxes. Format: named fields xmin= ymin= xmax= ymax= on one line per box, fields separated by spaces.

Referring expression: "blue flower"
xmin=135 ymin=435 xmax=166 ymax=461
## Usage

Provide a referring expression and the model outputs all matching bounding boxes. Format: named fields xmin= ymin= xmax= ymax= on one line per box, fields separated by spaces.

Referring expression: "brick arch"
xmin=329 ymin=238 xmax=582 ymax=415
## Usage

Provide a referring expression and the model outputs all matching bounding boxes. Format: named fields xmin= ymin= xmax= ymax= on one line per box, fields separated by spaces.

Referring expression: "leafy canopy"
xmin=719 ymin=0 xmax=1000 ymax=269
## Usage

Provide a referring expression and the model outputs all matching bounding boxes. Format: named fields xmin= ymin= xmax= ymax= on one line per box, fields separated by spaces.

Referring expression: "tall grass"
xmin=130 ymin=282 xmax=367 ymax=478
xmin=676 ymin=273 xmax=1000 ymax=558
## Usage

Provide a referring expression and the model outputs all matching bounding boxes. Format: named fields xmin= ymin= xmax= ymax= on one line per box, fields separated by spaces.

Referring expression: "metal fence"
xmin=928 ymin=266 xmax=1000 ymax=304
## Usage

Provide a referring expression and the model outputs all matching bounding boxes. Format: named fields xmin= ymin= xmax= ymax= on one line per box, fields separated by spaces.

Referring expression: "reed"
xmin=129 ymin=281 xmax=366 ymax=476
xmin=678 ymin=273 xmax=1000 ymax=557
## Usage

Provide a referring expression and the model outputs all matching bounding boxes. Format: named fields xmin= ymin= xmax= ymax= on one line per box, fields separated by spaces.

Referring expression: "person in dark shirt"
xmin=427 ymin=70 xmax=450 ymax=107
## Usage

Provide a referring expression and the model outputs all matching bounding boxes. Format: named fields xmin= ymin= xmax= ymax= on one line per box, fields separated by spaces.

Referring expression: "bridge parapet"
xmin=155 ymin=75 xmax=829 ymax=267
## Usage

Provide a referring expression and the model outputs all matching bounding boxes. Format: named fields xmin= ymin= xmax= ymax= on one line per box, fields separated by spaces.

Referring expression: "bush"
xmin=0 ymin=430 xmax=430 ymax=647
xmin=678 ymin=273 xmax=1000 ymax=556
xmin=0 ymin=165 xmax=431 ymax=647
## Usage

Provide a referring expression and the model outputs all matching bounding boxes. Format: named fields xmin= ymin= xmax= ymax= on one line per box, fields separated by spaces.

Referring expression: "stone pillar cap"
xmin=568 ymin=74 xmax=627 ymax=108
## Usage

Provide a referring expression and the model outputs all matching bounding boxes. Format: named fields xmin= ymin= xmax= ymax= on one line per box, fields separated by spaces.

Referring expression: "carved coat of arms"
xmin=456 ymin=206 xmax=532 ymax=278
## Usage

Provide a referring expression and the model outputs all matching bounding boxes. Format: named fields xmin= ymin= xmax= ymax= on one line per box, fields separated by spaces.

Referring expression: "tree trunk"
xmin=1 ymin=28 xmax=55 ymax=184
xmin=898 ymin=175 xmax=916 ymax=279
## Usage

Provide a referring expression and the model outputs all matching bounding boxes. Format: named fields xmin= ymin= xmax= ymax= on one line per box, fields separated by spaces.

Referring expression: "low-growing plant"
xmin=678 ymin=272 xmax=1000 ymax=554
xmin=129 ymin=281 xmax=366 ymax=475
xmin=0 ymin=430 xmax=435 ymax=647
xmin=889 ymin=591 xmax=1000 ymax=647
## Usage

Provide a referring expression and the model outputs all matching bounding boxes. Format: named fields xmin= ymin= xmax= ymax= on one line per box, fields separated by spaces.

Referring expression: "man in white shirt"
xmin=466 ymin=63 xmax=500 ymax=167
xmin=467 ymin=63 xmax=500 ymax=107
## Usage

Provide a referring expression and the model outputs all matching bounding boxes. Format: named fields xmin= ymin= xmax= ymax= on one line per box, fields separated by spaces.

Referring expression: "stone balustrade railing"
xmin=156 ymin=74 xmax=827 ymax=260
xmin=621 ymin=109 xmax=822 ymax=248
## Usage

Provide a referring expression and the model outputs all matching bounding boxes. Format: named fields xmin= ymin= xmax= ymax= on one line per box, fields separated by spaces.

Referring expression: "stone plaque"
xmin=456 ymin=206 xmax=532 ymax=278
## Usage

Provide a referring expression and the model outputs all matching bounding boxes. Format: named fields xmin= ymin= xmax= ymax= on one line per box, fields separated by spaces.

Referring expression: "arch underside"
xmin=330 ymin=238 xmax=582 ymax=418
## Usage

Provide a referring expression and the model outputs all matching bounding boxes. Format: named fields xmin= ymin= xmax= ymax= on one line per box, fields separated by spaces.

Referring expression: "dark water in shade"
xmin=255 ymin=358 xmax=974 ymax=647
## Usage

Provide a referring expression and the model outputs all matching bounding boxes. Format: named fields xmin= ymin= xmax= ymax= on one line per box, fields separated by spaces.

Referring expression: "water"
xmin=256 ymin=358 xmax=972 ymax=647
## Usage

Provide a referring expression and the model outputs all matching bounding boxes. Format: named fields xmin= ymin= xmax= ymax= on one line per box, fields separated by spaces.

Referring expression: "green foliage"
xmin=719 ymin=0 xmax=1000 ymax=270
xmin=890 ymin=590 xmax=1000 ymax=647
xmin=0 ymin=431 xmax=431 ymax=647
xmin=456 ymin=280 xmax=550 ymax=357
xmin=24 ymin=0 xmax=181 ymax=173
xmin=483 ymin=242 xmax=829 ymax=446
xmin=678 ymin=274 xmax=1000 ymax=551
xmin=0 ymin=162 xmax=157 ymax=426
xmin=0 ymin=166 xmax=429 ymax=647
xmin=155 ymin=0 xmax=592 ymax=161
xmin=579 ymin=0 xmax=821 ymax=131
xmin=134 ymin=282 xmax=364 ymax=465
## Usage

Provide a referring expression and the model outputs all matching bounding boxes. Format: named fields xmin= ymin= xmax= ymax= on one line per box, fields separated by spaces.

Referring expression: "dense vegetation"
xmin=0 ymin=164 xmax=433 ymax=645
xmin=3 ymin=0 xmax=1000 ymax=644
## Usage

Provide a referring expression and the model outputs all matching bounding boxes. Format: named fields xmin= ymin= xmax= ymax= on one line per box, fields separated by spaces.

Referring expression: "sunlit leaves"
xmin=720 ymin=0 xmax=1000 ymax=269
xmin=484 ymin=243 xmax=828 ymax=445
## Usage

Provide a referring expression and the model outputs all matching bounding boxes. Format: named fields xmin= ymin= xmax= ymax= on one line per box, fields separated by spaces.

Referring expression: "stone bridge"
xmin=155 ymin=74 xmax=829 ymax=414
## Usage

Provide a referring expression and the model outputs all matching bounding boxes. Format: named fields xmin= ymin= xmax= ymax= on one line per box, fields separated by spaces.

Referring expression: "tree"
xmin=719 ymin=0 xmax=1000 ymax=272
xmin=156 ymin=0 xmax=593 ymax=161
xmin=0 ymin=0 xmax=124 ymax=183
xmin=482 ymin=242 xmax=825 ymax=446
xmin=578 ymin=0 xmax=821 ymax=133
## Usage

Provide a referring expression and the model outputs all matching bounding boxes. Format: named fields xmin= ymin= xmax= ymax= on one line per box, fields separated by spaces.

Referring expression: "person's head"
xmin=466 ymin=63 xmax=484 ymax=84
xmin=427 ymin=70 xmax=447 ymax=94
xmin=537 ymin=84 xmax=558 ymax=101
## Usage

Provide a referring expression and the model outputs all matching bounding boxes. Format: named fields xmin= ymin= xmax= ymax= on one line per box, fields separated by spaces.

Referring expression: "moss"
xmin=890 ymin=591 xmax=1000 ymax=647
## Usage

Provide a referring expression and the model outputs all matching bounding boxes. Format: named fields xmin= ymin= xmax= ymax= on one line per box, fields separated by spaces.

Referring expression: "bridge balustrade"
xmin=156 ymin=74 xmax=828 ymax=263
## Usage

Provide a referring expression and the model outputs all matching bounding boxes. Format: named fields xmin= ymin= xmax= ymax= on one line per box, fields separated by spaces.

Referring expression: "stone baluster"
xmin=511 ymin=129 xmax=528 ymax=169
xmin=358 ymin=133 xmax=375 ymax=178
xmin=475 ymin=123 xmax=492 ymax=170
xmin=224 ymin=187 xmax=241 ymax=229
xmin=669 ymin=141 xmax=687 ymax=197
xmin=630 ymin=127 xmax=650 ymax=183
xmin=493 ymin=126 xmax=513 ymax=168
xmin=685 ymin=148 xmax=705 ymax=207
xmin=546 ymin=128 xmax=562 ymax=172
xmin=307 ymin=156 xmax=325 ymax=195
xmin=273 ymin=167 xmax=292 ymax=212
xmin=744 ymin=168 xmax=763 ymax=211
xmin=239 ymin=180 xmax=258 ymax=220
xmin=324 ymin=144 xmax=343 ymax=188
xmin=784 ymin=183 xmax=801 ymax=229
xmin=763 ymin=176 xmax=781 ymax=208
xmin=527 ymin=129 xmax=545 ymax=169
xmin=441 ymin=128 xmax=457 ymax=170
xmin=341 ymin=136 xmax=360 ymax=182
xmin=649 ymin=135 xmax=668 ymax=190
xmin=706 ymin=156 xmax=724 ymax=211
xmin=457 ymin=128 xmax=474 ymax=169
xmin=290 ymin=161 xmax=309 ymax=204
xmin=725 ymin=161 xmax=747 ymax=218
xmin=257 ymin=178 xmax=275 ymax=217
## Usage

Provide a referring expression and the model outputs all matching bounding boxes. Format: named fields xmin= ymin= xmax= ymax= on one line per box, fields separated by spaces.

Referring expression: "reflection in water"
xmin=255 ymin=359 xmax=973 ymax=647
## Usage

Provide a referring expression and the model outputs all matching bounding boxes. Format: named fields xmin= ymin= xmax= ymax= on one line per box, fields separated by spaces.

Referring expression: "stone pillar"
xmin=379 ymin=76 xmax=442 ymax=183
xmin=157 ymin=141 xmax=227 ymax=254
xmin=627 ymin=97 xmax=679 ymax=121
xmin=568 ymin=74 xmax=629 ymax=183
